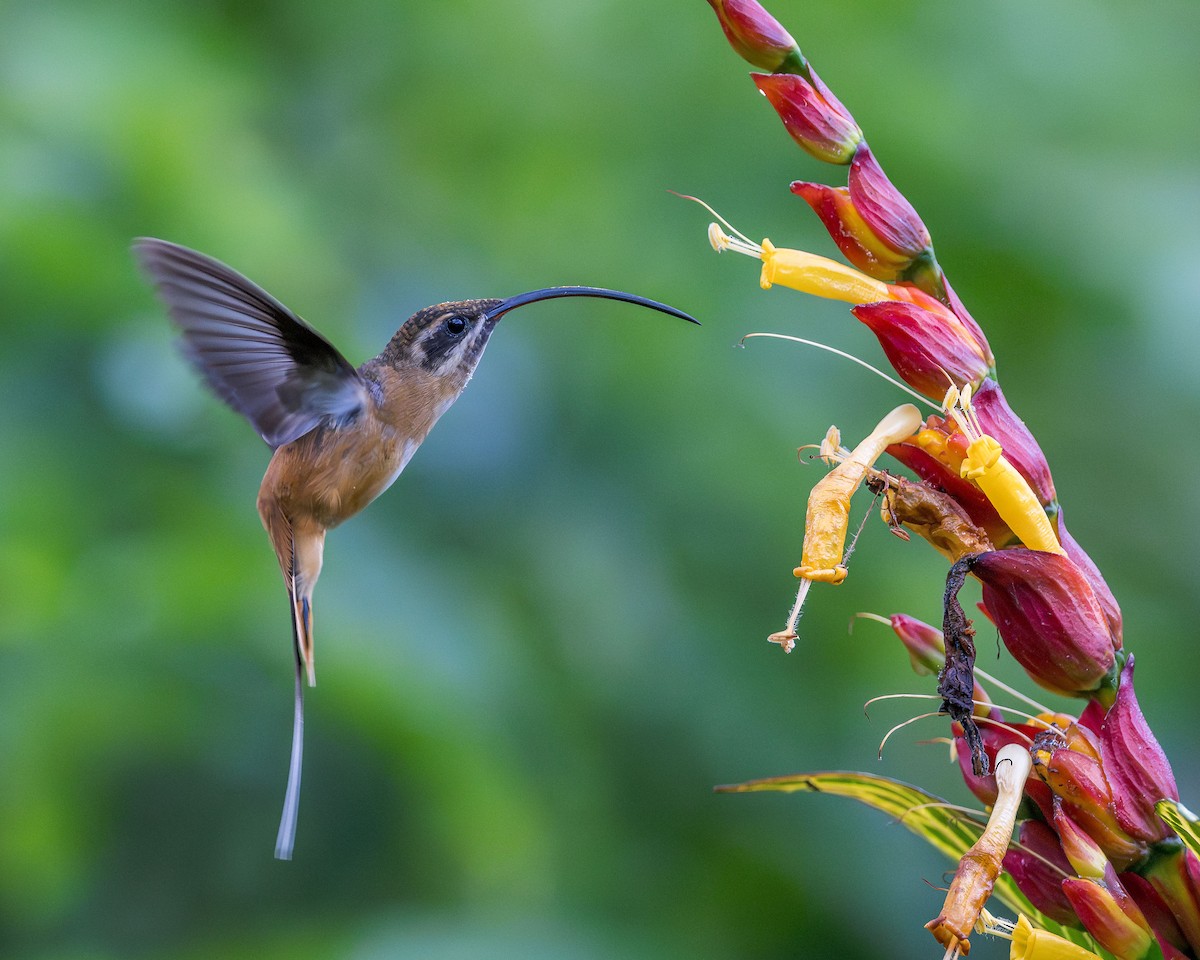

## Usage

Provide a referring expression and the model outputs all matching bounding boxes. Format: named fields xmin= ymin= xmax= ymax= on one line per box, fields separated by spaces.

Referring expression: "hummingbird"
xmin=134 ymin=237 xmax=697 ymax=859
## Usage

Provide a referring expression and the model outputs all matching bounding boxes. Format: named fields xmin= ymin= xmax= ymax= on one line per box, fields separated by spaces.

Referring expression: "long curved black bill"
xmin=484 ymin=286 xmax=698 ymax=325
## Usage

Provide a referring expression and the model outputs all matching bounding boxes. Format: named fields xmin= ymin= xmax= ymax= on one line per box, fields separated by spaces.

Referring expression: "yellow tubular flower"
xmin=960 ymin=436 xmax=1065 ymax=557
xmin=758 ymin=239 xmax=893 ymax=303
xmin=1010 ymin=916 xmax=1104 ymax=960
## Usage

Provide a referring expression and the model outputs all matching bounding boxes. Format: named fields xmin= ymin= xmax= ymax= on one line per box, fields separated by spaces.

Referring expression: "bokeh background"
xmin=3 ymin=0 xmax=1198 ymax=957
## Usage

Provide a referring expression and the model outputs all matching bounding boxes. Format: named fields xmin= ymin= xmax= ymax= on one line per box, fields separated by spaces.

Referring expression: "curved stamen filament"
xmin=853 ymin=612 xmax=1055 ymax=716
xmin=862 ymin=693 xmax=1056 ymax=743
xmin=670 ymin=192 xmax=759 ymax=250
xmin=741 ymin=333 xmax=937 ymax=409
xmin=973 ymin=714 xmax=1035 ymax=746
xmin=878 ymin=711 xmax=946 ymax=758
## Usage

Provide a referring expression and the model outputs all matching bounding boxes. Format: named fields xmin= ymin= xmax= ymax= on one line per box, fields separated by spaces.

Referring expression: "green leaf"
xmin=718 ymin=770 xmax=1102 ymax=952
xmin=1156 ymin=799 xmax=1200 ymax=857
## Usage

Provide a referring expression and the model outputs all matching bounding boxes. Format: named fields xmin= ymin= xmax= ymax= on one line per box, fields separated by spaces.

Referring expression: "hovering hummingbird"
xmin=134 ymin=238 xmax=697 ymax=859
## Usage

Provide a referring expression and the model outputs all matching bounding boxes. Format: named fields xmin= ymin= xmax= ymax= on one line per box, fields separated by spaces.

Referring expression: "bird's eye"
xmin=443 ymin=316 xmax=468 ymax=337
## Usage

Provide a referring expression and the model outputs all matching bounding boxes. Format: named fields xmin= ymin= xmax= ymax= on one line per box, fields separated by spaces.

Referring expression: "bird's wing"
xmin=134 ymin=238 xmax=370 ymax=448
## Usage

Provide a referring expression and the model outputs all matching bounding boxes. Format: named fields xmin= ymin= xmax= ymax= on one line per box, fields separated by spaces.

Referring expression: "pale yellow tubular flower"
xmin=926 ymin=743 xmax=1033 ymax=958
xmin=795 ymin=403 xmax=922 ymax=583
xmin=769 ymin=404 xmax=922 ymax=654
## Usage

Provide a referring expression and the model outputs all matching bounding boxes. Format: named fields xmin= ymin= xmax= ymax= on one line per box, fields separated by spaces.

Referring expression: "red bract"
xmin=852 ymin=298 xmax=990 ymax=400
xmin=1036 ymin=745 xmax=1146 ymax=870
xmin=848 ymin=146 xmax=929 ymax=264
xmin=791 ymin=147 xmax=933 ymax=282
xmin=971 ymin=378 xmax=1057 ymax=506
xmin=751 ymin=73 xmax=862 ymax=165
xmin=1099 ymin=659 xmax=1178 ymax=842
xmin=705 ymin=0 xmax=800 ymax=72
xmin=1062 ymin=876 xmax=1159 ymax=960
xmin=789 ymin=181 xmax=902 ymax=278
xmin=972 ymin=549 xmax=1118 ymax=697
xmin=887 ymin=613 xmax=943 ymax=675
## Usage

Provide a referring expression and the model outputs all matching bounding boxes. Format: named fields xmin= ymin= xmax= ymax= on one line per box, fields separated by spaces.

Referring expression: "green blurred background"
xmin=2 ymin=0 xmax=1198 ymax=957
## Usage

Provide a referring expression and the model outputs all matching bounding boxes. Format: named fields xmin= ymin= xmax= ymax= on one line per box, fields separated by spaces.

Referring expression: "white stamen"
xmin=784 ymin=577 xmax=811 ymax=635
xmin=671 ymin=191 xmax=759 ymax=248
xmin=975 ymin=909 xmax=1015 ymax=939
xmin=741 ymin=333 xmax=939 ymax=410
xmin=878 ymin=711 xmax=945 ymax=757
xmin=708 ymin=222 xmax=765 ymax=258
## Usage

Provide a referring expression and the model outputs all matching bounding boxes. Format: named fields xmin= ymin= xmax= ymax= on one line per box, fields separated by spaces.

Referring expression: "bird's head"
xmin=379 ymin=286 xmax=698 ymax=386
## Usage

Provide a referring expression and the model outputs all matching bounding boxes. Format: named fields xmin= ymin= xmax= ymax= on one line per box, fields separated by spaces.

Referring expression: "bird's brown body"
xmin=135 ymin=238 xmax=696 ymax=860
xmin=257 ymin=359 xmax=468 ymax=683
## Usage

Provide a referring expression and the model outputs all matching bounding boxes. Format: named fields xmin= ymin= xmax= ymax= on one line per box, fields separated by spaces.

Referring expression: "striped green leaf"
xmin=718 ymin=770 xmax=1101 ymax=952
xmin=1156 ymin=799 xmax=1200 ymax=857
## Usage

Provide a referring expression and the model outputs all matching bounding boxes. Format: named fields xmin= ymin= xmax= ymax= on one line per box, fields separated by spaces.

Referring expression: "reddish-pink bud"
xmin=1100 ymin=659 xmax=1178 ymax=842
xmin=1057 ymin=504 xmax=1123 ymax=644
xmin=791 ymin=148 xmax=934 ymax=283
xmin=887 ymin=613 xmax=944 ymax=675
xmin=852 ymin=299 xmax=990 ymax=399
xmin=971 ymin=378 xmax=1057 ymax=505
xmin=1142 ymin=847 xmax=1200 ymax=956
xmin=848 ymin=145 xmax=930 ymax=262
xmin=706 ymin=0 xmax=800 ymax=72
xmin=972 ymin=549 xmax=1117 ymax=696
xmin=790 ymin=181 xmax=899 ymax=278
xmin=1054 ymin=803 xmax=1111 ymax=880
xmin=1036 ymin=747 xmax=1145 ymax=869
xmin=752 ymin=73 xmax=863 ymax=165
xmin=1062 ymin=876 xmax=1159 ymax=960
xmin=887 ymin=613 xmax=993 ymax=711
xmin=1003 ymin=819 xmax=1083 ymax=927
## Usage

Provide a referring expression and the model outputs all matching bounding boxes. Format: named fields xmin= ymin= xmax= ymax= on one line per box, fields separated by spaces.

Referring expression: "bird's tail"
xmin=275 ymin=546 xmax=306 ymax=861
